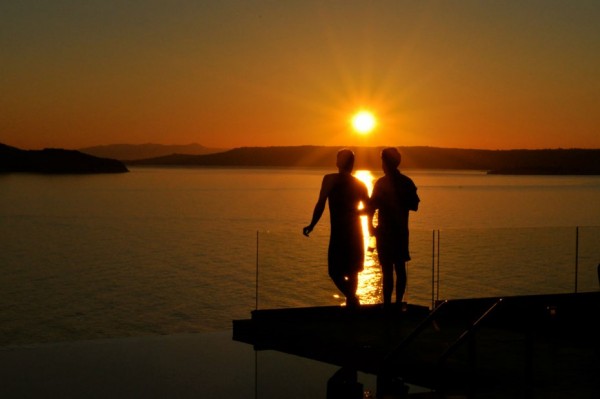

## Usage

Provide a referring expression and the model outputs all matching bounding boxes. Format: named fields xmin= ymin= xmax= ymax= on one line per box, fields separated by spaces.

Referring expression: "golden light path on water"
xmin=353 ymin=170 xmax=383 ymax=305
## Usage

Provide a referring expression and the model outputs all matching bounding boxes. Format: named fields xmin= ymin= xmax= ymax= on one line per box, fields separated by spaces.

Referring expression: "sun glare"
xmin=353 ymin=170 xmax=381 ymax=305
xmin=351 ymin=111 xmax=377 ymax=134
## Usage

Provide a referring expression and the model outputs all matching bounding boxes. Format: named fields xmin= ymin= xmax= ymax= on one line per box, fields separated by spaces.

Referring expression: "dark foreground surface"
xmin=234 ymin=292 xmax=600 ymax=398
xmin=2 ymin=293 xmax=597 ymax=398
xmin=3 ymin=332 xmax=408 ymax=398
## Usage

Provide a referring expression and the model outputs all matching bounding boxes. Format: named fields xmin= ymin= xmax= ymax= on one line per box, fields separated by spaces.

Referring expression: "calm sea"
xmin=1 ymin=167 xmax=599 ymax=346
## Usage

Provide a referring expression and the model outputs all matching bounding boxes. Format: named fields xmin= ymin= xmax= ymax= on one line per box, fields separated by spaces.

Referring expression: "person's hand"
xmin=303 ymin=225 xmax=313 ymax=237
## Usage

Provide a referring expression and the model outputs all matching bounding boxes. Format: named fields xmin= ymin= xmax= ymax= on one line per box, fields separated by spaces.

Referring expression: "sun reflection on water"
xmin=353 ymin=170 xmax=382 ymax=304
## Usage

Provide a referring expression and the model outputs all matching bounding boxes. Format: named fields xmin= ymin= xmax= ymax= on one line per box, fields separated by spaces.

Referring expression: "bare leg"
xmin=381 ymin=261 xmax=394 ymax=306
xmin=330 ymin=272 xmax=348 ymax=298
xmin=395 ymin=261 xmax=407 ymax=304
xmin=346 ymin=273 xmax=359 ymax=305
xmin=330 ymin=271 xmax=360 ymax=306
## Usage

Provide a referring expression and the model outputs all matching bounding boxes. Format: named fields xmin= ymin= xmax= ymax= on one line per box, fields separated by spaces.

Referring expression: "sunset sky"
xmin=2 ymin=1 xmax=599 ymax=150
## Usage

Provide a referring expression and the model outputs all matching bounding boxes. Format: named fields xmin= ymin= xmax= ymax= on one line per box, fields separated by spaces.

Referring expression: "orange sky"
xmin=2 ymin=1 xmax=599 ymax=150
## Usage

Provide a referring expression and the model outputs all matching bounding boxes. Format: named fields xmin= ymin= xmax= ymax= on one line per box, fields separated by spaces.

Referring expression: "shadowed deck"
xmin=233 ymin=292 xmax=599 ymax=396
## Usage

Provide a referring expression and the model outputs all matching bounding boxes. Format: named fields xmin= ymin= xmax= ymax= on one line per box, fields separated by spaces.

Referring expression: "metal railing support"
xmin=437 ymin=298 xmax=504 ymax=366
xmin=383 ymin=299 xmax=449 ymax=365
xmin=431 ymin=230 xmax=436 ymax=309
xmin=574 ymin=226 xmax=579 ymax=293
xmin=255 ymin=230 xmax=259 ymax=311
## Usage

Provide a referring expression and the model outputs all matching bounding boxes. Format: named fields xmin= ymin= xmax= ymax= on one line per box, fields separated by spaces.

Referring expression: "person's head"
xmin=336 ymin=148 xmax=355 ymax=173
xmin=381 ymin=147 xmax=401 ymax=173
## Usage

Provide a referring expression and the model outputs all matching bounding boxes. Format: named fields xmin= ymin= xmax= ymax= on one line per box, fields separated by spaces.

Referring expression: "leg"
xmin=394 ymin=261 xmax=407 ymax=304
xmin=345 ymin=273 xmax=359 ymax=306
xmin=328 ymin=238 xmax=362 ymax=307
xmin=329 ymin=270 xmax=359 ymax=306
xmin=329 ymin=270 xmax=348 ymax=297
xmin=377 ymin=238 xmax=395 ymax=307
xmin=380 ymin=261 xmax=394 ymax=306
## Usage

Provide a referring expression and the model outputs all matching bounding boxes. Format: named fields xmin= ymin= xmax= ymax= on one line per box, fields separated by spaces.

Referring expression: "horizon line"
xmin=5 ymin=142 xmax=600 ymax=152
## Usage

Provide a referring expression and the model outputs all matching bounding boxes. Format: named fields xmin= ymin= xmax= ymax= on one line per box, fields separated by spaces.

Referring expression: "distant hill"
xmin=0 ymin=143 xmax=129 ymax=174
xmin=127 ymin=146 xmax=600 ymax=175
xmin=79 ymin=143 xmax=227 ymax=161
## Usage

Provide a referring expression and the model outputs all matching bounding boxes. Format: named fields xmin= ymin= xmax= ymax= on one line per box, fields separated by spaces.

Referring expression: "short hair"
xmin=381 ymin=147 xmax=401 ymax=168
xmin=336 ymin=148 xmax=355 ymax=172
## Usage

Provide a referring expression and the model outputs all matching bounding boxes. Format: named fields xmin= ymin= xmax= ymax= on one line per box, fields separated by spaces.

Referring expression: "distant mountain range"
xmin=3 ymin=143 xmax=599 ymax=175
xmin=0 ymin=143 xmax=128 ymax=174
xmin=127 ymin=145 xmax=600 ymax=175
xmin=78 ymin=143 xmax=227 ymax=161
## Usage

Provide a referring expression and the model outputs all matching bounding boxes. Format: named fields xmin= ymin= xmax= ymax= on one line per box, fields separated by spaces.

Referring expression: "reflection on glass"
xmin=354 ymin=170 xmax=382 ymax=304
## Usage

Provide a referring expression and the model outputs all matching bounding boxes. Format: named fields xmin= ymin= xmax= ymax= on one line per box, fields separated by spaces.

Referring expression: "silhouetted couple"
xmin=303 ymin=149 xmax=367 ymax=308
xmin=303 ymin=148 xmax=419 ymax=308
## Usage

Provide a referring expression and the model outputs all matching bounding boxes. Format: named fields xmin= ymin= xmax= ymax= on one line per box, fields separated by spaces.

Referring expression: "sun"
xmin=351 ymin=110 xmax=377 ymax=134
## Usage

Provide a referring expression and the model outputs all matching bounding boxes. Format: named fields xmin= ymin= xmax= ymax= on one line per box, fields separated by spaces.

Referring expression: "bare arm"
xmin=303 ymin=175 xmax=332 ymax=237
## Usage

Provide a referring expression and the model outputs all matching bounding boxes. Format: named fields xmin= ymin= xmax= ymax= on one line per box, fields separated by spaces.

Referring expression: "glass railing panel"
xmin=433 ymin=227 xmax=578 ymax=300
xmin=256 ymin=230 xmax=333 ymax=310
xmin=256 ymin=226 xmax=599 ymax=311
xmin=578 ymin=226 xmax=600 ymax=293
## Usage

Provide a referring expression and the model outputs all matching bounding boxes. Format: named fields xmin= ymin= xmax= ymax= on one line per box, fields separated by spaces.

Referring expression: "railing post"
xmin=432 ymin=230 xmax=436 ymax=310
xmin=437 ymin=230 xmax=440 ymax=303
xmin=575 ymin=226 xmax=579 ymax=293
xmin=256 ymin=230 xmax=259 ymax=311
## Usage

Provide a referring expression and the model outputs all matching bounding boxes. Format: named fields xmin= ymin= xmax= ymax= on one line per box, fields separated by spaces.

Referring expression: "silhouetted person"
xmin=369 ymin=147 xmax=419 ymax=308
xmin=303 ymin=148 xmax=370 ymax=308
